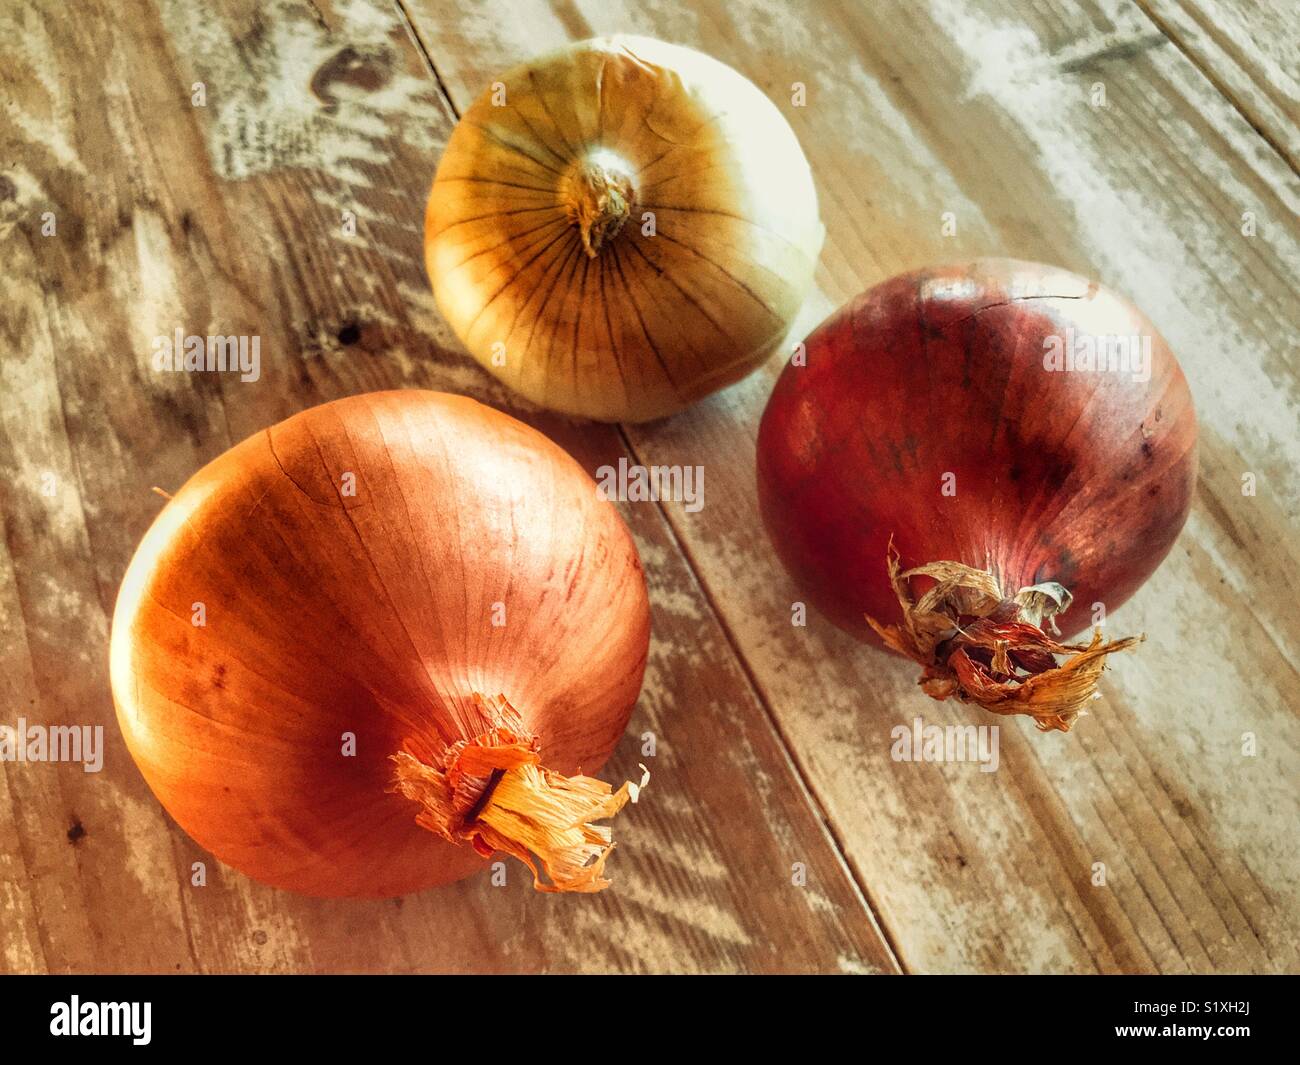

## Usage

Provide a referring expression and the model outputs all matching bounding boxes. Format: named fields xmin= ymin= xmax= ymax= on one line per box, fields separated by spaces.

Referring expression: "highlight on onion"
xmin=425 ymin=35 xmax=825 ymax=423
xmin=110 ymin=391 xmax=651 ymax=896
xmin=757 ymin=260 xmax=1198 ymax=732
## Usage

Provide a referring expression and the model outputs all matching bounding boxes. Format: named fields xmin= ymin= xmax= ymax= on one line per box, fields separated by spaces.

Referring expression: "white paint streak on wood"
xmin=0 ymin=6 xmax=88 ymax=176
xmin=159 ymin=0 xmax=447 ymax=189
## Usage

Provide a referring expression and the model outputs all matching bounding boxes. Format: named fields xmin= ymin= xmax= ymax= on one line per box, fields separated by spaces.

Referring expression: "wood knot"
xmin=311 ymin=46 xmax=391 ymax=113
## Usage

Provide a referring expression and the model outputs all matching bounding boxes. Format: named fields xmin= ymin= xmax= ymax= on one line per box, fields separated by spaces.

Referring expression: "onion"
xmin=757 ymin=260 xmax=1197 ymax=732
xmin=425 ymin=35 xmax=825 ymax=423
xmin=110 ymin=391 xmax=651 ymax=896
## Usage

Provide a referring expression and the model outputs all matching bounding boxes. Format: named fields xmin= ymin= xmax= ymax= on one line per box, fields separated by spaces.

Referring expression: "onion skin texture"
xmin=757 ymin=261 xmax=1197 ymax=715
xmin=110 ymin=391 xmax=650 ymax=897
xmin=426 ymin=35 xmax=825 ymax=423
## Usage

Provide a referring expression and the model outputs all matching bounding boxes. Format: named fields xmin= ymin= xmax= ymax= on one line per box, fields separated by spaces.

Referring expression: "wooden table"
xmin=1 ymin=0 xmax=1295 ymax=974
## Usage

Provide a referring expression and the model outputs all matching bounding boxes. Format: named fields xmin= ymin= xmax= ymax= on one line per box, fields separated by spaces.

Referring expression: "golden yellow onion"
xmin=426 ymin=35 xmax=825 ymax=422
xmin=110 ymin=391 xmax=651 ymax=897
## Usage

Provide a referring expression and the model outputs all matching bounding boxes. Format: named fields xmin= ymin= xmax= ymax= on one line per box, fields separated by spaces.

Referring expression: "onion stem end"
xmin=865 ymin=539 xmax=1142 ymax=732
xmin=564 ymin=159 xmax=634 ymax=258
xmin=391 ymin=694 xmax=648 ymax=892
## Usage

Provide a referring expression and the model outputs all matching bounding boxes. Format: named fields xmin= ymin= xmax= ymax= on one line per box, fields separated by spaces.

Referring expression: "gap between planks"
xmin=1131 ymin=0 xmax=1298 ymax=176
xmin=617 ymin=422 xmax=908 ymax=973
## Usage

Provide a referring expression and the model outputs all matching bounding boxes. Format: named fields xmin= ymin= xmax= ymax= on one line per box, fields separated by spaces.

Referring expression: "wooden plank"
xmin=1136 ymin=0 xmax=1299 ymax=168
xmin=400 ymin=0 xmax=1300 ymax=972
xmin=0 ymin=0 xmax=896 ymax=973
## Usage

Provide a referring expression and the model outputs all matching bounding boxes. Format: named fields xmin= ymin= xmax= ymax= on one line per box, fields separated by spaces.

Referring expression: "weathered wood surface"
xmin=1138 ymin=0 xmax=1298 ymax=167
xmin=1 ymin=0 xmax=1296 ymax=973
xmin=0 ymin=0 xmax=893 ymax=975
xmin=398 ymin=0 xmax=1300 ymax=974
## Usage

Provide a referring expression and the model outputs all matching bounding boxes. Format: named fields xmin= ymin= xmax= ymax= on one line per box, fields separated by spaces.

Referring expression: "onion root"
xmin=865 ymin=541 xmax=1142 ymax=732
xmin=391 ymin=694 xmax=648 ymax=892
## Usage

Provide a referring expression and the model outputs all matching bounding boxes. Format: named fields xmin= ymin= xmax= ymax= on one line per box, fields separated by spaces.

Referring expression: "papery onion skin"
xmin=757 ymin=259 xmax=1197 ymax=649
xmin=426 ymin=35 xmax=825 ymax=423
xmin=109 ymin=391 xmax=650 ymax=898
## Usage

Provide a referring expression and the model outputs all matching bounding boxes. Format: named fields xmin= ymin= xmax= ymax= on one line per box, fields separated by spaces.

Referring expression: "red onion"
xmin=757 ymin=260 xmax=1197 ymax=731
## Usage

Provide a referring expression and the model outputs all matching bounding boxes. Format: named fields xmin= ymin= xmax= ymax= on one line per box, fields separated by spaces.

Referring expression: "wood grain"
xmin=0 ymin=0 xmax=893 ymax=973
xmin=1136 ymin=0 xmax=1298 ymax=168
xmin=399 ymin=0 xmax=1300 ymax=973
